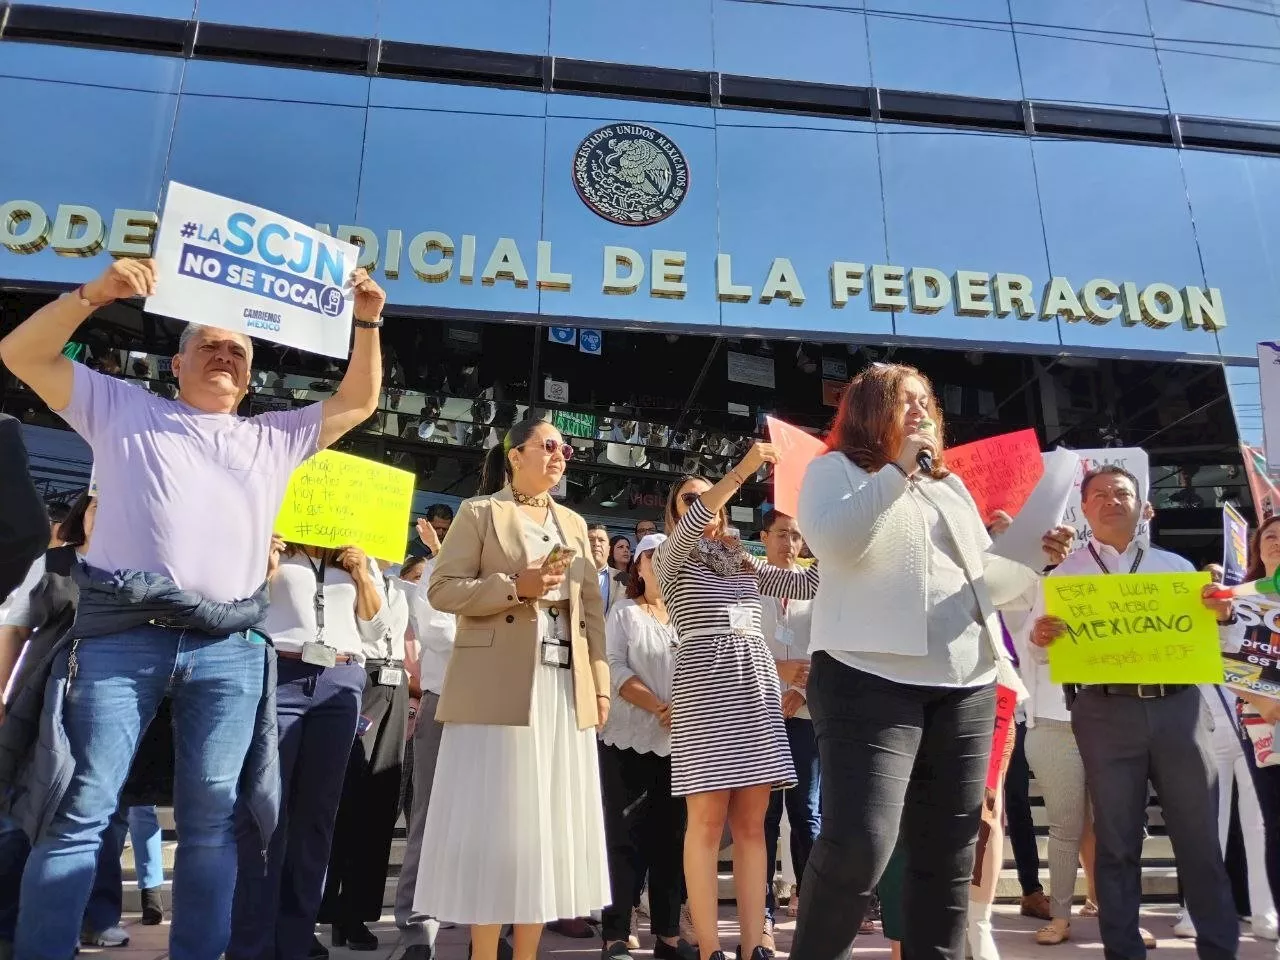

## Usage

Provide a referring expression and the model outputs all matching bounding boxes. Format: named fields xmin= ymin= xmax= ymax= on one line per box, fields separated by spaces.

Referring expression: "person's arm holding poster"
xmin=318 ymin=268 xmax=385 ymax=450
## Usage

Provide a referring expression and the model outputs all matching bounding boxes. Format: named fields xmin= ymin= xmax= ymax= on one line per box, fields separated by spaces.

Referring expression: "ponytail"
xmin=477 ymin=417 xmax=546 ymax=496
xmin=478 ymin=444 xmax=508 ymax=496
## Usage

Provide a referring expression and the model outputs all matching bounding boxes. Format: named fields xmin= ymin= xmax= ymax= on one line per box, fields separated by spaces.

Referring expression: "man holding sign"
xmin=1029 ymin=465 xmax=1243 ymax=960
xmin=0 ymin=254 xmax=385 ymax=960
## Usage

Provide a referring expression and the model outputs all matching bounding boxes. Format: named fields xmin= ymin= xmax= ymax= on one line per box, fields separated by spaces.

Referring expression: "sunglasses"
xmin=522 ymin=438 xmax=574 ymax=460
xmin=680 ymin=492 xmax=701 ymax=506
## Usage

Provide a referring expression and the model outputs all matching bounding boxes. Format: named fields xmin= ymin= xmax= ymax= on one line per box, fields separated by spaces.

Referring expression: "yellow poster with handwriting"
xmin=274 ymin=450 xmax=415 ymax=561
xmin=1043 ymin=572 xmax=1223 ymax=685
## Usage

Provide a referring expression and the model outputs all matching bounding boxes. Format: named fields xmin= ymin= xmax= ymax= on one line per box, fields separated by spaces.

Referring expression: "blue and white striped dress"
xmin=654 ymin=499 xmax=820 ymax=795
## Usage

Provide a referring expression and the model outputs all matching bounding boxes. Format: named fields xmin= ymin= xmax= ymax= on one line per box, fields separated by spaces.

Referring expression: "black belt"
xmin=365 ymin=658 xmax=403 ymax=668
xmin=1081 ymin=683 xmax=1190 ymax=699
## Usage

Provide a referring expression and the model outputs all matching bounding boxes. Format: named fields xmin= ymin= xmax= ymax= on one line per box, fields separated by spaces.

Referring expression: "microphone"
xmin=916 ymin=418 xmax=936 ymax=474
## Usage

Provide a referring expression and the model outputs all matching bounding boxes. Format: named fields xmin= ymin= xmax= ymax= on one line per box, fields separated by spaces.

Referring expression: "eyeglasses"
xmin=680 ymin=492 xmax=702 ymax=506
xmin=521 ymin=438 xmax=574 ymax=460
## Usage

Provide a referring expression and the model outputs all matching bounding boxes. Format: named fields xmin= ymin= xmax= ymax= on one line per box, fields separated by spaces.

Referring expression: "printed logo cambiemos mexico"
xmin=573 ymin=123 xmax=689 ymax=227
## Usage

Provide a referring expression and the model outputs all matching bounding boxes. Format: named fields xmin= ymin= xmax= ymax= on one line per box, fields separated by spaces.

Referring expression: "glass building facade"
xmin=1 ymin=0 xmax=1278 ymax=557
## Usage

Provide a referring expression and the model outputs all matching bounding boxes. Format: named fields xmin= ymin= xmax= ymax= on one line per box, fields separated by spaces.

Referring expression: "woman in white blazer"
xmin=792 ymin=363 xmax=1072 ymax=960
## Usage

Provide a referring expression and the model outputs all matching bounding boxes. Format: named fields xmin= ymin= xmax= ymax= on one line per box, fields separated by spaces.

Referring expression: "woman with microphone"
xmin=794 ymin=363 xmax=1072 ymax=960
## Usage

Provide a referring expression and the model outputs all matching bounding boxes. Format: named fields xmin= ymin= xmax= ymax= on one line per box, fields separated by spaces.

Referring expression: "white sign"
xmin=544 ymin=377 xmax=569 ymax=403
xmin=1061 ymin=446 xmax=1150 ymax=546
xmin=822 ymin=356 xmax=848 ymax=381
xmin=990 ymin=448 xmax=1080 ymax=570
xmin=1258 ymin=341 xmax=1280 ymax=476
xmin=727 ymin=351 xmax=776 ymax=389
xmin=146 ymin=182 xmax=358 ymax=359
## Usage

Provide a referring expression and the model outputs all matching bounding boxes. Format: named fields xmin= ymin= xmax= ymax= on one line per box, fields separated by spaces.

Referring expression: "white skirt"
xmin=412 ymin=661 xmax=610 ymax=925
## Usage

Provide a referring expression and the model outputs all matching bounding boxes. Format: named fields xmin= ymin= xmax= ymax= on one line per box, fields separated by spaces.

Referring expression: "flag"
xmin=1241 ymin=442 xmax=1279 ymax=520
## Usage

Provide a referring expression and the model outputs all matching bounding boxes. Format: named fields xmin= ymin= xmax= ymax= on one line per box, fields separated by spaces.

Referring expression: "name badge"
xmin=376 ymin=666 xmax=403 ymax=687
xmin=775 ymin=625 xmax=794 ymax=648
xmin=728 ymin=603 xmax=754 ymax=635
xmin=301 ymin=641 xmax=337 ymax=668
xmin=541 ymin=642 xmax=570 ymax=667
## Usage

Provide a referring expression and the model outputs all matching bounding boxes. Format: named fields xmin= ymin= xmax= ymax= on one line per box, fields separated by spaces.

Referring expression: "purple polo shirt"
xmin=57 ymin=363 xmax=322 ymax=603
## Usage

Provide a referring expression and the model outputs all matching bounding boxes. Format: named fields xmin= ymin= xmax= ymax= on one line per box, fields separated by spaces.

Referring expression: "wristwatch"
xmin=353 ymin=317 xmax=383 ymax=329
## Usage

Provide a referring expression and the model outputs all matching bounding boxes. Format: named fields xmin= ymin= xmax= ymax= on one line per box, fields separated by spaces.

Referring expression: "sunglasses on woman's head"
xmin=680 ymin=492 xmax=702 ymax=506
xmin=522 ymin=438 xmax=574 ymax=460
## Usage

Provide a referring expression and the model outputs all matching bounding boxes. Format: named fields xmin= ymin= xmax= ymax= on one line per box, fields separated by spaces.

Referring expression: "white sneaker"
xmin=1173 ymin=910 xmax=1196 ymax=939
xmin=1254 ymin=913 xmax=1280 ymax=941
xmin=81 ymin=926 xmax=130 ymax=948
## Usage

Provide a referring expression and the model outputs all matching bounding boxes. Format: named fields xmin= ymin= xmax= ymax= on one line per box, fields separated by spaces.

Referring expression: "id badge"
xmin=541 ymin=642 xmax=569 ymax=667
xmin=301 ymin=641 xmax=337 ymax=668
xmin=728 ymin=603 xmax=754 ymax=635
xmin=775 ymin=625 xmax=794 ymax=648
xmin=356 ymin=714 xmax=373 ymax=737
xmin=376 ymin=666 xmax=403 ymax=687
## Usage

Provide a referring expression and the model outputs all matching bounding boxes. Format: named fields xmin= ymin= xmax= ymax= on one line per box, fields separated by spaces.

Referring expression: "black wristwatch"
xmin=353 ymin=317 xmax=383 ymax=329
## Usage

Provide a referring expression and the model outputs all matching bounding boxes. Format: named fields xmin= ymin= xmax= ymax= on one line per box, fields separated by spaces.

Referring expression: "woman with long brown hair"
xmin=653 ymin=445 xmax=819 ymax=960
xmin=793 ymin=363 xmax=1072 ymax=960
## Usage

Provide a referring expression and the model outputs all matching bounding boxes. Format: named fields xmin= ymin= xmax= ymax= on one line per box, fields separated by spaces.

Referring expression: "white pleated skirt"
xmin=412 ymin=661 xmax=610 ymax=925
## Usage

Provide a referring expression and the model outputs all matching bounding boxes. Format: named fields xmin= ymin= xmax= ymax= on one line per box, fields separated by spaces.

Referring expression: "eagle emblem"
xmin=573 ymin=123 xmax=690 ymax=226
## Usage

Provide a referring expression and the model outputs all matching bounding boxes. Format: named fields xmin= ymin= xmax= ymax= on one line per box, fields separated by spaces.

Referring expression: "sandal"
xmin=1036 ymin=922 xmax=1071 ymax=946
xmin=1078 ymin=900 xmax=1099 ymax=919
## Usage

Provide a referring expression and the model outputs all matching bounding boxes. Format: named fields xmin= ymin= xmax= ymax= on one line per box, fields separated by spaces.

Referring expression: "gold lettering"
xmin=830 ymin=261 xmax=865 ymax=308
xmin=1082 ymin=279 xmax=1121 ymax=325
xmin=0 ymin=201 xmax=51 ymax=254
xmin=105 ymin=209 xmax=157 ymax=259
xmin=993 ymin=273 xmax=1036 ymax=319
xmin=50 ymin=204 xmax=106 ymax=259
xmin=954 ymin=270 xmax=991 ymax=317
xmin=1040 ymin=277 xmax=1087 ymax=323
xmin=651 ymin=249 xmax=687 ymax=299
xmin=1184 ymin=286 xmax=1227 ymax=331
xmin=407 ymin=231 xmax=453 ymax=283
xmin=760 ymin=258 xmax=805 ymax=306
xmin=480 ymin=237 xmax=529 ymax=287
xmin=1120 ymin=281 xmax=1142 ymax=327
xmin=1139 ymin=282 xmax=1183 ymax=329
xmin=869 ymin=264 xmax=906 ymax=311
xmin=459 ymin=234 xmax=476 ymax=284
xmin=909 ymin=268 xmax=950 ymax=314
xmin=536 ymin=241 xmax=572 ymax=291
xmin=603 ymin=246 xmax=643 ymax=295
xmin=337 ymin=226 xmax=378 ymax=270
xmin=383 ymin=228 xmax=403 ymax=280
xmin=718 ymin=254 xmax=752 ymax=303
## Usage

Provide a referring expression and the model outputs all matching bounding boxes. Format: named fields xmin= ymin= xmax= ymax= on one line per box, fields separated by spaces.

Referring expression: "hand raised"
xmin=83 ymin=258 xmax=158 ymax=304
xmin=351 ymin=268 xmax=386 ymax=322
xmin=416 ymin=517 xmax=442 ymax=555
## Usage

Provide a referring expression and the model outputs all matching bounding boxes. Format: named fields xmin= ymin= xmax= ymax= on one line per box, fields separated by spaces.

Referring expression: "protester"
xmin=599 ymin=534 xmax=694 ymax=960
xmin=610 ymin=536 xmax=633 ymax=573
xmin=793 ymin=363 xmax=1072 ymax=960
xmin=968 ymin=719 xmax=1017 ymax=960
xmin=394 ymin=520 xmax=455 ymax=960
xmin=1030 ymin=464 xmax=1243 ymax=960
xmin=590 ymin=523 xmax=624 ymax=612
xmin=0 ymin=415 xmax=47 ymax=603
xmin=396 ymin=554 xmax=427 ymax=823
xmin=420 ymin=504 xmax=454 ymax=554
xmin=0 ymin=257 xmax=385 ymax=960
xmin=228 ymin=539 xmax=386 ymax=960
xmin=1235 ymin=515 xmax=1280 ymax=953
xmin=636 ymin=519 xmax=658 ymax=541
xmin=757 ymin=511 xmax=819 ymax=946
xmin=413 ymin=418 xmax=611 ymax=960
xmin=320 ymin=549 xmax=410 ymax=952
xmin=653 ymin=449 xmax=819 ymax=960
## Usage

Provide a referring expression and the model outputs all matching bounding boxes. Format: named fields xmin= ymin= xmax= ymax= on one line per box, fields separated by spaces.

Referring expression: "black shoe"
xmin=735 ymin=947 xmax=773 ymax=960
xmin=402 ymin=945 xmax=433 ymax=960
xmin=332 ymin=922 xmax=379 ymax=951
xmin=309 ymin=935 xmax=331 ymax=960
xmin=139 ymin=885 xmax=165 ymax=925
xmin=602 ymin=941 xmax=633 ymax=960
xmin=654 ymin=938 xmax=698 ymax=960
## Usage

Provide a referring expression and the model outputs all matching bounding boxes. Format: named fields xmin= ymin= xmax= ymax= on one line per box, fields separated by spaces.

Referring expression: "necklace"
xmin=637 ymin=600 xmax=671 ymax=626
xmin=511 ymin=488 xmax=551 ymax=508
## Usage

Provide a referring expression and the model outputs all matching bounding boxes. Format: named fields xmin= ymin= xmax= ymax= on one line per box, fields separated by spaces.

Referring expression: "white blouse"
xmin=600 ymin=599 xmax=678 ymax=757
xmin=262 ymin=553 xmax=390 ymax=663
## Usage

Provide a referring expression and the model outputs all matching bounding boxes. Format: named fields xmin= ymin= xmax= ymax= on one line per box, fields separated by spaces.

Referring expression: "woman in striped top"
xmin=654 ymin=444 xmax=820 ymax=960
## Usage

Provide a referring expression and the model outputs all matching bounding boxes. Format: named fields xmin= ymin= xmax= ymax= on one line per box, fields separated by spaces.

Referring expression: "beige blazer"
xmin=427 ymin=487 xmax=610 ymax=729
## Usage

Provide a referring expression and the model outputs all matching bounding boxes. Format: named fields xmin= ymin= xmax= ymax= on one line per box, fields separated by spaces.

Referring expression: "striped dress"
xmin=654 ymin=498 xmax=820 ymax=795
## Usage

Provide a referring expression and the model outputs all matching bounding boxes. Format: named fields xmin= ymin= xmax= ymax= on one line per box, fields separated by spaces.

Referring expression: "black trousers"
xmin=1072 ymin=687 xmax=1237 ymax=960
xmin=792 ymin=653 xmax=995 ymax=960
xmin=1244 ymin=740 xmax=1280 ymax=921
xmin=1004 ymin=720 xmax=1043 ymax=897
xmin=319 ymin=663 xmax=410 ymax=924
xmin=599 ymin=743 xmax=686 ymax=943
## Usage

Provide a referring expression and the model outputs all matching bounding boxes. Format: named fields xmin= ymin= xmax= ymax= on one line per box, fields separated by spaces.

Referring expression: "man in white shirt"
xmin=394 ymin=519 xmax=459 ymax=960
xmin=758 ymin=511 xmax=818 ymax=947
xmin=1030 ymin=465 xmax=1242 ymax=960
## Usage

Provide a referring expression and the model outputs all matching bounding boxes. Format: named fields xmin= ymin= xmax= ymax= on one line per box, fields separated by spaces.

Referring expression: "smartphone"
xmin=544 ymin=545 xmax=577 ymax=567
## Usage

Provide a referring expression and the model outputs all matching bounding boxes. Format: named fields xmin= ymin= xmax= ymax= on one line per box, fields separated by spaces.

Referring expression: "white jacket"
xmin=797 ymin=451 xmax=1038 ymax=664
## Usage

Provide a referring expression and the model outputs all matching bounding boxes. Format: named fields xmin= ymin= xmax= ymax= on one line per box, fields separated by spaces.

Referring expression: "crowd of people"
xmin=0 ymin=258 xmax=1277 ymax=960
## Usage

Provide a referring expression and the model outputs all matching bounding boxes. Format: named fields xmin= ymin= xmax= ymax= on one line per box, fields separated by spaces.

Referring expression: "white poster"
xmin=146 ymin=182 xmax=358 ymax=359
xmin=1061 ymin=446 xmax=1150 ymax=547
xmin=989 ymin=448 xmax=1080 ymax=570
xmin=727 ymin=351 xmax=776 ymax=389
xmin=1258 ymin=341 xmax=1280 ymax=476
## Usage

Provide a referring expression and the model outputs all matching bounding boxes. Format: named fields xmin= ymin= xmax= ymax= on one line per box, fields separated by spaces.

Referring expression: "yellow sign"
xmin=1044 ymin=572 xmax=1223 ymax=684
xmin=275 ymin=450 xmax=415 ymax=561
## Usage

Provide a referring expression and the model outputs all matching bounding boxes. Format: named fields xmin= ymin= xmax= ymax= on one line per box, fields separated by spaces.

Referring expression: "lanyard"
xmin=306 ymin=552 xmax=328 ymax=643
xmin=1087 ymin=543 xmax=1143 ymax=576
xmin=1214 ymin=685 xmax=1244 ymax=739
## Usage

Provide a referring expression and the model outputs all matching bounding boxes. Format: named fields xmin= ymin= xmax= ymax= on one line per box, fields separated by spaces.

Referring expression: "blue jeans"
xmin=83 ymin=805 xmax=165 ymax=933
xmin=229 ymin=658 xmax=365 ymax=960
xmin=765 ymin=716 xmax=821 ymax=923
xmin=16 ymin=626 xmax=265 ymax=960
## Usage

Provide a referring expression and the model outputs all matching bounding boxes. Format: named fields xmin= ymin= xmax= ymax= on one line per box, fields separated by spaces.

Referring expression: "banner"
xmin=1258 ymin=341 xmax=1280 ymax=475
xmin=1242 ymin=442 xmax=1280 ymax=520
xmin=1043 ymin=571 xmax=1223 ymax=684
xmin=943 ymin=428 xmax=1043 ymax=523
xmin=275 ymin=450 xmax=415 ymax=561
xmin=1223 ymin=503 xmax=1250 ymax=587
xmin=1061 ymin=447 xmax=1150 ymax=548
xmin=1224 ymin=597 xmax=1280 ymax=701
xmin=147 ymin=182 xmax=358 ymax=359
xmin=986 ymin=685 xmax=1018 ymax=791
xmin=767 ymin=416 xmax=827 ymax=518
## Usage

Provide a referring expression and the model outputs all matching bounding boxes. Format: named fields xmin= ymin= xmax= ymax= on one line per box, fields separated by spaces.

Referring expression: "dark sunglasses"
xmin=521 ymin=437 xmax=574 ymax=460
xmin=680 ymin=492 xmax=701 ymax=506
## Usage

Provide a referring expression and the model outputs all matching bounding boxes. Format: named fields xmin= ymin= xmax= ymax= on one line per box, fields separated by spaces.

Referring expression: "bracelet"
xmin=353 ymin=317 xmax=384 ymax=329
xmin=69 ymin=284 xmax=113 ymax=309
xmin=727 ymin=470 xmax=745 ymax=486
